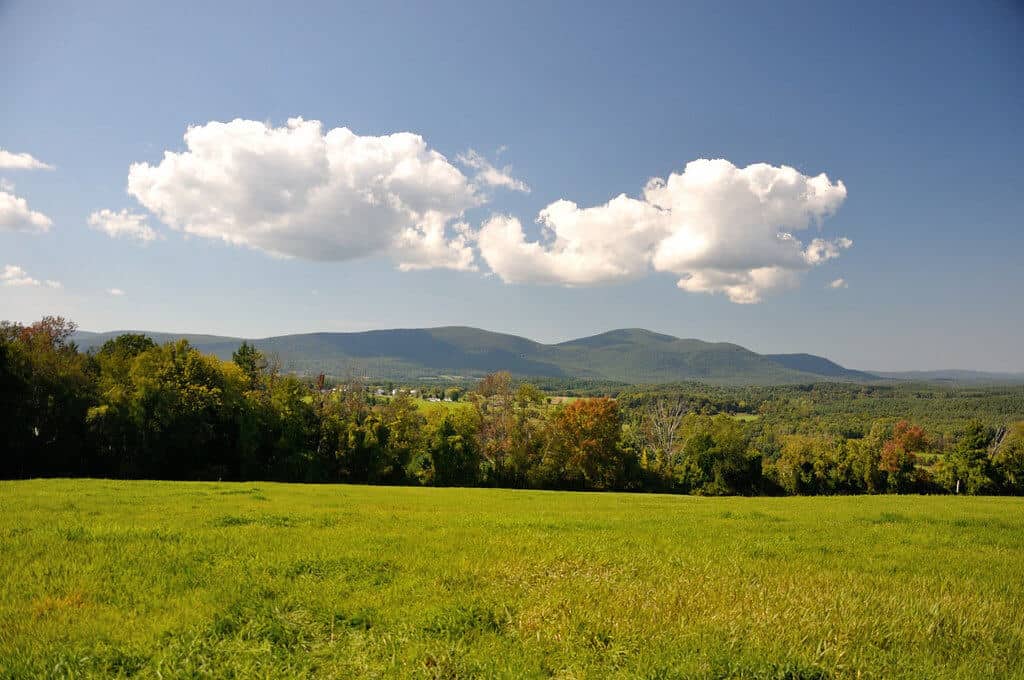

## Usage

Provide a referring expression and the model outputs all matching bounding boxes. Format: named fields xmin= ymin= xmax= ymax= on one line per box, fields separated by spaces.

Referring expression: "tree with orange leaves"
xmin=544 ymin=397 xmax=624 ymax=490
xmin=879 ymin=420 xmax=928 ymax=492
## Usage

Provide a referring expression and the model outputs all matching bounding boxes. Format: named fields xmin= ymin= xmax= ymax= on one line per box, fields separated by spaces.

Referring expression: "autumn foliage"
xmin=3 ymin=319 xmax=1023 ymax=495
xmin=548 ymin=398 xmax=624 ymax=489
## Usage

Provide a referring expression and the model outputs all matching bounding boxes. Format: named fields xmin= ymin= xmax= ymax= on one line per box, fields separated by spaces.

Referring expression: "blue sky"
xmin=1 ymin=0 xmax=1021 ymax=371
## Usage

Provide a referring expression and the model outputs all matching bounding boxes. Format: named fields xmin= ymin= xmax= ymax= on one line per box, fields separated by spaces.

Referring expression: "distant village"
xmin=373 ymin=387 xmax=459 ymax=403
xmin=312 ymin=376 xmax=465 ymax=403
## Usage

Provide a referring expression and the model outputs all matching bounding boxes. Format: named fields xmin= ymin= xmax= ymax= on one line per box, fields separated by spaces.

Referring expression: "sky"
xmin=1 ymin=0 xmax=1022 ymax=372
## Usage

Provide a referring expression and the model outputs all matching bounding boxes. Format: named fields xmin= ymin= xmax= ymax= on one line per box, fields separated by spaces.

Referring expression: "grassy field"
xmin=1 ymin=482 xmax=1023 ymax=679
xmin=416 ymin=399 xmax=477 ymax=418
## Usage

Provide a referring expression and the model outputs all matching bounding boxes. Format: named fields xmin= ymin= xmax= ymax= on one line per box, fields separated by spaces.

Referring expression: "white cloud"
xmin=0 ymin=149 xmax=53 ymax=170
xmin=805 ymin=237 xmax=853 ymax=265
xmin=478 ymin=194 xmax=665 ymax=285
xmin=2 ymin=264 xmax=40 ymax=287
xmin=0 ymin=265 xmax=62 ymax=289
xmin=676 ymin=267 xmax=801 ymax=304
xmin=457 ymin=149 xmax=530 ymax=193
xmin=107 ymin=288 xmax=125 ymax=296
xmin=88 ymin=208 xmax=158 ymax=242
xmin=118 ymin=121 xmax=852 ymax=301
xmin=126 ymin=117 xmax=482 ymax=270
xmin=828 ymin=277 xmax=848 ymax=289
xmin=0 ymin=190 xmax=52 ymax=233
xmin=477 ymin=158 xmax=850 ymax=303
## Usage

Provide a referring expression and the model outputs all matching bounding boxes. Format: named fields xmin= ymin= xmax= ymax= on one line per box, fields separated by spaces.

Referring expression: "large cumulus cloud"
xmin=478 ymin=159 xmax=850 ymax=303
xmin=120 ymin=118 xmax=852 ymax=303
xmin=126 ymin=117 xmax=485 ymax=270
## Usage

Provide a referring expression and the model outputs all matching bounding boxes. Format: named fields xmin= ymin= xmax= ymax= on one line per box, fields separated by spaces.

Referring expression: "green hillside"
xmin=765 ymin=353 xmax=878 ymax=381
xmin=550 ymin=329 xmax=811 ymax=383
xmin=73 ymin=326 xmax=871 ymax=385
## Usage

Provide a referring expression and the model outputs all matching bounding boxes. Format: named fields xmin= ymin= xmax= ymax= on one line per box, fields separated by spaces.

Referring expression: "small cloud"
xmin=0 ymin=149 xmax=54 ymax=170
xmin=457 ymin=149 xmax=530 ymax=193
xmin=107 ymin=288 xmax=126 ymax=296
xmin=88 ymin=208 xmax=158 ymax=242
xmin=0 ymin=189 xmax=52 ymax=233
xmin=828 ymin=278 xmax=848 ymax=289
xmin=804 ymin=237 xmax=852 ymax=265
xmin=2 ymin=264 xmax=40 ymax=287
xmin=1 ymin=265 xmax=60 ymax=288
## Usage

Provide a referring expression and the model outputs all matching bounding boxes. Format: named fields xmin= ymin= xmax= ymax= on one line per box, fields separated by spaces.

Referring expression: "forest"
xmin=3 ymin=316 xmax=1023 ymax=495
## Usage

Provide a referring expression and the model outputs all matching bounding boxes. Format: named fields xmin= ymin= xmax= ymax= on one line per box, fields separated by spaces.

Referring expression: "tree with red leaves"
xmin=879 ymin=420 xmax=928 ymax=492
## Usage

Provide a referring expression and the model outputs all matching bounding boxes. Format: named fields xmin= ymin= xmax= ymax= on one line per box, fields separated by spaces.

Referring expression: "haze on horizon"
xmin=2 ymin=1 xmax=1022 ymax=372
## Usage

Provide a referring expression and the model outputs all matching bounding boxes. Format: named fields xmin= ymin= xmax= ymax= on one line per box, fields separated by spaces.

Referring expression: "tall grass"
xmin=1 ymin=480 xmax=1022 ymax=678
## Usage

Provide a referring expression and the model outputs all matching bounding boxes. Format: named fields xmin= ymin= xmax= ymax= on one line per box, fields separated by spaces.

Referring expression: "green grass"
xmin=416 ymin=399 xmax=476 ymax=418
xmin=1 ymin=481 xmax=1023 ymax=678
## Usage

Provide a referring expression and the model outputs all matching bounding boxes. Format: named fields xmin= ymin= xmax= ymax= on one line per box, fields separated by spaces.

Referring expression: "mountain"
xmin=73 ymin=330 xmax=243 ymax=348
xmin=551 ymin=329 xmax=816 ymax=383
xmin=765 ymin=353 xmax=879 ymax=382
xmin=73 ymin=326 xmax=879 ymax=385
xmin=872 ymin=369 xmax=1024 ymax=385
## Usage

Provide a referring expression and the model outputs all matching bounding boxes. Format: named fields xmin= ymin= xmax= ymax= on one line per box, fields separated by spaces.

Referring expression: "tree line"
xmin=2 ymin=317 xmax=1022 ymax=494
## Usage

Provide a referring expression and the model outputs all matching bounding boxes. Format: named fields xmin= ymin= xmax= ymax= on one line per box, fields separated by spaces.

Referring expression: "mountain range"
xmin=71 ymin=326 xmax=1023 ymax=385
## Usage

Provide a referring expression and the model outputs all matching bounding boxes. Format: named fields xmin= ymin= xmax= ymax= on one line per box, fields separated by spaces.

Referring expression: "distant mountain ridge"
xmin=764 ymin=353 xmax=878 ymax=381
xmin=872 ymin=369 xmax=1024 ymax=385
xmin=71 ymin=326 xmax=891 ymax=385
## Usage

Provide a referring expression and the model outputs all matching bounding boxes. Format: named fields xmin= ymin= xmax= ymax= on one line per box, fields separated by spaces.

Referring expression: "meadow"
xmin=2 ymin=481 xmax=1023 ymax=678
